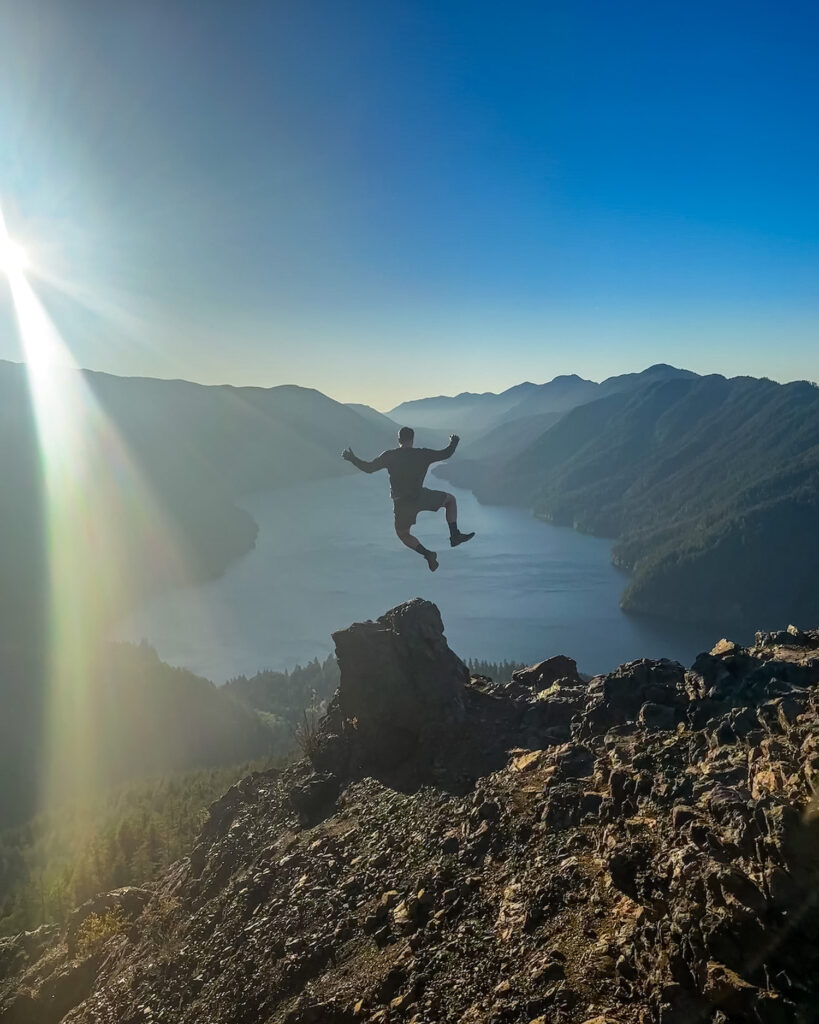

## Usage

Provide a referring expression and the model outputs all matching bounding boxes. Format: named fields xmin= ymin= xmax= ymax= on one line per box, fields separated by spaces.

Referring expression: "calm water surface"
xmin=114 ymin=474 xmax=732 ymax=681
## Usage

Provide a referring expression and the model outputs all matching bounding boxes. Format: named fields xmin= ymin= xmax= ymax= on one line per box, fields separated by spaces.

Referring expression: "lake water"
xmin=114 ymin=474 xmax=731 ymax=682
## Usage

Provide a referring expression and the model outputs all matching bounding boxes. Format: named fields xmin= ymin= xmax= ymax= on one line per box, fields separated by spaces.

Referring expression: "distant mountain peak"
xmin=499 ymin=381 xmax=538 ymax=397
xmin=642 ymin=362 xmax=695 ymax=376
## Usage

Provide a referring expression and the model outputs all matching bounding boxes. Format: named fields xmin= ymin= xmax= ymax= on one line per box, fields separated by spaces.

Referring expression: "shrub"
xmin=74 ymin=906 xmax=128 ymax=957
xmin=292 ymin=709 xmax=322 ymax=759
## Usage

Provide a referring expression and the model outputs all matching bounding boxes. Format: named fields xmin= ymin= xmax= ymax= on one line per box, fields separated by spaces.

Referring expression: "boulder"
xmin=287 ymin=772 xmax=340 ymax=820
xmin=578 ymin=659 xmax=686 ymax=737
xmin=509 ymin=655 xmax=580 ymax=694
xmin=330 ymin=599 xmax=468 ymax=770
xmin=639 ymin=702 xmax=678 ymax=731
xmin=520 ymin=685 xmax=586 ymax=744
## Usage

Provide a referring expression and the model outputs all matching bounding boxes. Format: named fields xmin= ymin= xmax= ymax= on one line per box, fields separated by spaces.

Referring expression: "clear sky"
xmin=0 ymin=0 xmax=817 ymax=409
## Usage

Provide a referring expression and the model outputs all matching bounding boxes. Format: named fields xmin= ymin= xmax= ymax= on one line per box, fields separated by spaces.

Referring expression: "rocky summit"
xmin=3 ymin=601 xmax=819 ymax=1024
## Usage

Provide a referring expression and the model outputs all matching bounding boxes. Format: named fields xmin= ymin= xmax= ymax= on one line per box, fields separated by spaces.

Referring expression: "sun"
xmin=0 ymin=235 xmax=29 ymax=276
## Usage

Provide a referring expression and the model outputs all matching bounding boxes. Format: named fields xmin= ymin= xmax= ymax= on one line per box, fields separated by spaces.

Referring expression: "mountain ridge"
xmin=0 ymin=359 xmax=396 ymax=829
xmin=3 ymin=599 xmax=818 ymax=1024
xmin=437 ymin=373 xmax=819 ymax=628
xmin=388 ymin=364 xmax=698 ymax=450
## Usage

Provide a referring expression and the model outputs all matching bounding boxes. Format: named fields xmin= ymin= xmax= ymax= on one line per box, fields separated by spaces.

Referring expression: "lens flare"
xmin=0 ymin=206 xmax=196 ymax=812
xmin=0 ymin=236 xmax=29 ymax=275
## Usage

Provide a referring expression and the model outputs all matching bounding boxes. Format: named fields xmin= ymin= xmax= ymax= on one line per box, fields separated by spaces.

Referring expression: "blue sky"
xmin=0 ymin=0 xmax=817 ymax=408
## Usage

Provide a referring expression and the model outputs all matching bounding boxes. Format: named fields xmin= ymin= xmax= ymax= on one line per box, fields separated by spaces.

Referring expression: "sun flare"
xmin=0 ymin=234 xmax=29 ymax=276
xmin=0 ymin=202 xmax=200 ymax=816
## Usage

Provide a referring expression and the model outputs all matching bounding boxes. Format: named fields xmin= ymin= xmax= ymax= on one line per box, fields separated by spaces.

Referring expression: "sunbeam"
xmin=0 ymin=235 xmax=29 ymax=276
xmin=0 ymin=206 xmax=198 ymax=813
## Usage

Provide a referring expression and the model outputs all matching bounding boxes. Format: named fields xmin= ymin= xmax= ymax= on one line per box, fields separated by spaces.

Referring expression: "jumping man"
xmin=342 ymin=427 xmax=475 ymax=571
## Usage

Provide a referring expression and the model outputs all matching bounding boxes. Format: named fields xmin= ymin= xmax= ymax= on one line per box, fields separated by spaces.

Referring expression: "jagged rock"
xmin=520 ymin=684 xmax=587 ymax=744
xmin=552 ymin=743 xmax=595 ymax=780
xmin=3 ymin=611 xmax=819 ymax=1024
xmin=509 ymin=655 xmax=581 ymax=694
xmin=671 ymin=805 xmax=698 ymax=829
xmin=1 ymin=953 xmax=101 ymax=1024
xmin=329 ymin=599 xmax=468 ymax=770
xmin=0 ymin=925 xmax=58 ymax=983
xmin=703 ymin=961 xmax=760 ymax=1014
xmin=710 ymin=638 xmax=740 ymax=657
xmin=638 ymin=702 xmax=678 ymax=731
xmin=288 ymin=772 xmax=341 ymax=820
xmin=578 ymin=658 xmax=686 ymax=738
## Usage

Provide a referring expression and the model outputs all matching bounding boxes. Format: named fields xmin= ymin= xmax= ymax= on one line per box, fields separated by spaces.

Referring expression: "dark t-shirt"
xmin=373 ymin=448 xmax=440 ymax=501
xmin=349 ymin=439 xmax=457 ymax=502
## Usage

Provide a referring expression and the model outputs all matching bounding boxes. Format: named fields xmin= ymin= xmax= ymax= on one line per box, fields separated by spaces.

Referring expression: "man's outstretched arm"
xmin=342 ymin=448 xmax=386 ymax=474
xmin=426 ymin=434 xmax=460 ymax=463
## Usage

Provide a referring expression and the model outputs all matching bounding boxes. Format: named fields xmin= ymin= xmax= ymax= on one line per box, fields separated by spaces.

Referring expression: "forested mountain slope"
xmin=387 ymin=380 xmax=542 ymax=436
xmin=0 ymin=359 xmax=395 ymax=651
xmin=0 ymin=641 xmax=278 ymax=829
xmin=0 ymin=360 xmax=393 ymax=828
xmin=389 ymin=364 xmax=696 ymax=444
xmin=439 ymin=374 xmax=819 ymax=627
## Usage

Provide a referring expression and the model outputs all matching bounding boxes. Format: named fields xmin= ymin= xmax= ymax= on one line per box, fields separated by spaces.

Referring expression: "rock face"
xmin=508 ymin=654 xmax=581 ymax=694
xmin=325 ymin=599 xmax=469 ymax=772
xmin=309 ymin=598 xmax=466 ymax=778
xmin=3 ymin=609 xmax=819 ymax=1024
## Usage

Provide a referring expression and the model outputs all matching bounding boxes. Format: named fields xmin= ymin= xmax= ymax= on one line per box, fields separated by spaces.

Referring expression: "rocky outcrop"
xmin=65 ymin=888 xmax=151 ymax=956
xmin=0 ymin=889 xmax=149 ymax=1024
xmin=507 ymin=654 xmax=581 ymax=695
xmin=3 ymin=609 xmax=819 ymax=1024
xmin=329 ymin=598 xmax=468 ymax=769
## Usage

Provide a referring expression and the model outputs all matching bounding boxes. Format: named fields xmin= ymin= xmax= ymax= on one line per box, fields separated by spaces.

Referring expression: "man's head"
xmin=398 ymin=426 xmax=415 ymax=447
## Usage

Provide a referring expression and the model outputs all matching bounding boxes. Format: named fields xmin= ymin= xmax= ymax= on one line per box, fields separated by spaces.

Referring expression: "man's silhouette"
xmin=342 ymin=427 xmax=475 ymax=571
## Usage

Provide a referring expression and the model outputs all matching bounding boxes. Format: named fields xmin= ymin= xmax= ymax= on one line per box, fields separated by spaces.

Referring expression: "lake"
xmin=113 ymin=473 xmax=733 ymax=682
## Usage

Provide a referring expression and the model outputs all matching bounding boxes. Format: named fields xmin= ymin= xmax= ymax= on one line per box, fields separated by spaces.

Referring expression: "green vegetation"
xmin=0 ymin=358 xmax=394 ymax=831
xmin=292 ymin=709 xmax=323 ymax=759
xmin=227 ymin=653 xmax=526 ymax=704
xmin=466 ymin=658 xmax=526 ymax=683
xmin=0 ymin=641 xmax=284 ymax=830
xmin=444 ymin=375 xmax=819 ymax=628
xmin=225 ymin=655 xmax=340 ymax=722
xmin=0 ymin=759 xmax=277 ymax=936
xmin=0 ymin=653 xmax=343 ymax=935
xmin=74 ymin=906 xmax=129 ymax=958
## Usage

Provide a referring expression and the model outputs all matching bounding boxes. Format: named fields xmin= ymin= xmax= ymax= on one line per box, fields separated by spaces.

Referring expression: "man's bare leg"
xmin=442 ymin=493 xmax=475 ymax=547
xmin=396 ymin=526 xmax=438 ymax=571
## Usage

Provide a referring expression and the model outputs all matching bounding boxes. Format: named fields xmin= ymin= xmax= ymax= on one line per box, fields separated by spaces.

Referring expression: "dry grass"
xmin=292 ymin=709 xmax=322 ymax=759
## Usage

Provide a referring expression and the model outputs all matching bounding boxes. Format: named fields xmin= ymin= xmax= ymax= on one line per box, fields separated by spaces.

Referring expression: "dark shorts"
xmin=393 ymin=488 xmax=448 ymax=531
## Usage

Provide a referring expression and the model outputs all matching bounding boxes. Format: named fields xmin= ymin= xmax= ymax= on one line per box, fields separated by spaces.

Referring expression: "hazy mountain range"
xmin=0 ymin=359 xmax=397 ymax=827
xmin=388 ymin=364 xmax=699 ymax=458
xmin=3 ymin=357 xmax=818 ymax=828
xmin=434 ymin=369 xmax=819 ymax=629
xmin=4 ymin=354 xmax=816 ymax=645
xmin=389 ymin=364 xmax=692 ymax=436
xmin=0 ymin=359 xmax=399 ymax=647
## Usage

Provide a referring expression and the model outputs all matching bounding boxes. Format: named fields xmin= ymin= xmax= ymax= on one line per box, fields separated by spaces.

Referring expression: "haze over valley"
xmin=2 ymin=355 xmax=817 ymax=836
